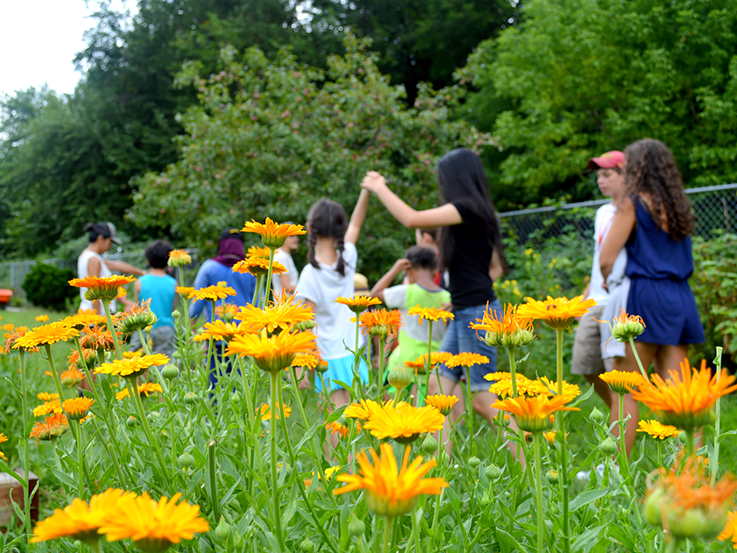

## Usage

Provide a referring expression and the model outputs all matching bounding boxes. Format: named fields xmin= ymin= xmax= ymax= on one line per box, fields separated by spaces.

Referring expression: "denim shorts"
xmin=437 ymin=301 xmax=501 ymax=393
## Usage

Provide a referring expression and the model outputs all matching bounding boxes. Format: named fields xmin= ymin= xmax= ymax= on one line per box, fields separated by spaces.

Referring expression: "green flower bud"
xmin=230 ymin=391 xmax=242 ymax=409
xmin=126 ymin=416 xmax=138 ymax=428
xmin=643 ymin=487 xmax=665 ymax=526
xmin=177 ymin=452 xmax=195 ymax=469
xmin=485 ymin=464 xmax=502 ymax=481
xmin=611 ymin=318 xmax=645 ymax=343
xmin=300 ymin=539 xmax=315 ymax=553
xmin=480 ymin=491 xmax=491 ymax=506
xmin=421 ymin=434 xmax=438 ymax=456
xmin=172 ymin=309 xmax=181 ymax=320
xmin=589 ymin=407 xmax=606 ymax=424
xmin=388 ymin=364 xmax=413 ymax=391
xmin=348 ymin=515 xmax=365 ymax=537
xmin=468 ymin=456 xmax=481 ymax=468
xmin=147 ymin=411 xmax=160 ymax=424
xmin=483 ymin=331 xmax=504 ymax=348
xmin=599 ymin=437 xmax=619 ymax=456
xmin=161 ymin=364 xmax=180 ymax=380
xmin=295 ymin=320 xmax=316 ymax=331
xmin=184 ymin=392 xmax=198 ymax=405
xmin=233 ymin=531 xmax=243 ymax=549
xmin=215 ymin=517 xmax=231 ymax=540
xmin=368 ymin=324 xmax=389 ymax=339
xmin=545 ymin=469 xmax=559 ymax=484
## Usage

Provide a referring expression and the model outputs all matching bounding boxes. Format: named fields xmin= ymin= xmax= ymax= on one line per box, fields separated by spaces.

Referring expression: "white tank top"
xmin=77 ymin=249 xmax=115 ymax=311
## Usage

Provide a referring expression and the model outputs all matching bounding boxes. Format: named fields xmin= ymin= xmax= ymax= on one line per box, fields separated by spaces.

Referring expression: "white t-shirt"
xmin=77 ymin=249 xmax=116 ymax=311
xmin=295 ymin=242 xmax=358 ymax=360
xmin=272 ymin=249 xmax=299 ymax=295
xmin=589 ymin=203 xmax=617 ymax=304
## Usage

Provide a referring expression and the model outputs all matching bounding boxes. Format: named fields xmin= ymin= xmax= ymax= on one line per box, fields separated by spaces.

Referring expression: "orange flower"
xmin=528 ymin=376 xmax=581 ymax=401
xmin=189 ymin=284 xmax=236 ymax=303
xmin=491 ymin=394 xmax=579 ymax=433
xmin=60 ymin=310 xmax=106 ymax=330
xmin=325 ymin=420 xmax=351 ymax=438
xmin=470 ymin=303 xmax=535 ymax=348
xmin=517 ymin=295 xmax=597 ymax=330
xmin=35 ymin=315 xmax=50 ymax=323
xmin=424 ymin=394 xmax=459 ymax=416
xmin=60 ymin=368 xmax=86 ymax=387
xmin=5 ymin=326 xmax=34 ymax=353
xmin=637 ymin=420 xmax=679 ymax=440
xmin=0 ymin=433 xmax=7 ymax=461
xmin=62 ymin=397 xmax=94 ymax=421
xmin=33 ymin=400 xmax=63 ymax=417
xmin=292 ymin=353 xmax=322 ymax=370
xmin=168 ymin=249 xmax=192 ymax=267
xmin=407 ymin=305 xmax=454 ymax=324
xmin=445 ymin=352 xmax=489 ymax=368
xmin=599 ymin=370 xmax=647 ymax=395
xmin=235 ymin=301 xmax=313 ymax=334
xmin=259 ymin=403 xmax=292 ymax=421
xmin=176 ymin=286 xmax=196 ymax=299
xmin=30 ymin=413 xmax=69 ymax=442
xmin=362 ymin=403 xmax=444 ymax=443
xmin=247 ymin=245 xmax=271 ymax=259
xmin=193 ymin=320 xmax=248 ymax=343
xmin=404 ymin=352 xmax=453 ymax=375
xmin=115 ymin=382 xmax=163 ymax=401
xmin=68 ymin=348 xmax=97 ymax=371
xmin=214 ymin=303 xmax=239 ymax=322
xmin=69 ymin=275 xmax=136 ymax=303
xmin=354 ymin=309 xmax=404 ymax=338
xmin=241 ymin=217 xmax=306 ymax=249
xmin=13 ymin=323 xmax=79 ymax=350
xmin=95 ymin=353 xmax=170 ymax=379
xmin=631 ymin=359 xmax=737 ymax=430
xmin=335 ymin=296 xmax=382 ymax=314
xmin=80 ymin=324 xmax=119 ymax=351
xmin=232 ymin=257 xmax=287 ymax=278
xmin=225 ymin=329 xmax=317 ymax=373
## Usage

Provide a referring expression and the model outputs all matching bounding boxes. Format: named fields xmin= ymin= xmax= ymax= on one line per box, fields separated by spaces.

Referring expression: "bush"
xmin=22 ymin=262 xmax=77 ymax=311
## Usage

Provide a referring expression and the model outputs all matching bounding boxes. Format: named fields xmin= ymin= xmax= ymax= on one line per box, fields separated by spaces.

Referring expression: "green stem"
xmin=378 ymin=339 xmax=386 ymax=401
xmin=381 ymin=517 xmax=394 ymax=553
xmin=423 ymin=321 xmax=434 ymax=405
xmin=554 ymin=329 xmax=570 ymax=553
xmin=711 ymin=347 xmax=724 ymax=485
xmin=410 ymin=508 xmax=421 ymax=553
xmin=269 ymin=372 xmax=286 ymax=551
xmin=89 ymin=540 xmax=101 ymax=553
xmin=18 ymin=351 xmax=32 ymax=543
xmin=617 ymin=393 xmax=630 ymax=477
xmin=465 ymin=367 xmax=475 ymax=457
xmin=264 ymin=249 xmax=276 ymax=308
xmin=685 ymin=428 xmax=695 ymax=459
xmin=102 ymin=300 xmax=123 ymax=360
xmin=628 ymin=337 xmax=648 ymax=381
xmin=665 ymin=538 xmax=681 ymax=553
xmin=507 ymin=347 xmax=517 ymax=397
xmin=252 ymin=275 xmax=263 ymax=307
xmin=74 ymin=420 xmax=85 ymax=497
xmin=533 ymin=432 xmax=544 ymax=553
xmin=205 ymin=336 xmax=215 ymax=393
xmin=128 ymin=378 xmax=171 ymax=488
xmin=208 ymin=439 xmax=220 ymax=520
xmin=136 ymin=328 xmax=152 ymax=355
xmin=238 ymin=358 xmax=270 ymax=507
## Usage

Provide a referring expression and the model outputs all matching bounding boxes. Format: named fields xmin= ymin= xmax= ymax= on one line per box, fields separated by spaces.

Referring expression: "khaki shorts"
xmin=571 ymin=304 xmax=613 ymax=376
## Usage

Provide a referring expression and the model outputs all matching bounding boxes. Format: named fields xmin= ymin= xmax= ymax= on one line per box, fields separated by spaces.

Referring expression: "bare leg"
xmin=585 ymin=373 xmax=613 ymax=410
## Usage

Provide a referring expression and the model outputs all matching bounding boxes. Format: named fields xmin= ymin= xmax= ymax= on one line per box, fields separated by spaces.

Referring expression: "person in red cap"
xmin=571 ymin=150 xmax=626 ymax=412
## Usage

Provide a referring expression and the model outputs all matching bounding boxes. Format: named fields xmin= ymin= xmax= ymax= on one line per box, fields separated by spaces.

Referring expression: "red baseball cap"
xmin=588 ymin=151 xmax=625 ymax=171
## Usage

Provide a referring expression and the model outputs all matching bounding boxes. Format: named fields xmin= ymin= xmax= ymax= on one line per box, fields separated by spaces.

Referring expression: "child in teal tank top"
xmin=371 ymin=246 xmax=450 ymax=401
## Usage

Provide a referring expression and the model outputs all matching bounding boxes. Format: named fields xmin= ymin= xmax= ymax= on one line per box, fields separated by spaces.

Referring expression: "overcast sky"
xmin=0 ymin=0 xmax=137 ymax=98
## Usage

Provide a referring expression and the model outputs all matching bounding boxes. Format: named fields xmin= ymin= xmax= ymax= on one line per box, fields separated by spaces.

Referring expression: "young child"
xmin=371 ymin=246 xmax=450 ymax=400
xmin=131 ymin=240 xmax=177 ymax=357
xmin=295 ymin=189 xmax=371 ymax=451
xmin=414 ymin=228 xmax=447 ymax=288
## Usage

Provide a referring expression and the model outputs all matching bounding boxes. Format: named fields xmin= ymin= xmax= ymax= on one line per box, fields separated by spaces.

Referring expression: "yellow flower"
xmin=445 ymin=352 xmax=489 ymax=368
xmin=13 ymin=322 xmax=79 ymax=349
xmin=344 ymin=399 xmax=401 ymax=421
xmin=38 ymin=392 xmax=59 ymax=402
xmin=241 ymin=217 xmax=306 ymax=249
xmin=31 ymin=488 xmax=134 ymax=544
xmin=60 ymin=368 xmax=86 ymax=387
xmin=470 ymin=304 xmax=535 ymax=348
xmin=214 ymin=303 xmax=239 ymax=322
xmin=362 ymin=403 xmax=444 ymax=444
xmin=407 ymin=305 xmax=454 ymax=324
xmin=176 ymin=286 xmax=196 ymax=299
xmin=491 ymin=394 xmax=580 ymax=433
xmin=404 ymin=352 xmax=453 ymax=375
xmin=116 ymin=382 xmax=163 ymax=401
xmin=193 ymin=320 xmax=247 ymax=343
xmin=599 ymin=370 xmax=647 ymax=395
xmin=69 ymin=275 xmax=137 ymax=303
xmin=325 ymin=420 xmax=352 ymax=438
xmin=247 ymin=245 xmax=271 ymax=259
xmin=4 ymin=325 xmax=34 ymax=353
xmin=528 ymin=376 xmax=582 ymax=401
xmin=189 ymin=284 xmax=236 ymax=303
xmin=488 ymin=375 xmax=539 ymax=398
xmin=304 ymin=465 xmax=341 ymax=487
xmin=637 ymin=420 xmax=679 ymax=440
xmin=35 ymin=315 xmax=50 ymax=323
xmin=232 ymin=257 xmax=287 ymax=278
xmin=95 ymin=353 xmax=170 ymax=379
xmin=354 ymin=309 xmax=404 ymax=338
xmin=226 ymin=329 xmax=317 ymax=373
xmin=259 ymin=402 xmax=292 ymax=421
xmin=484 ymin=371 xmax=513 ymax=381
xmin=335 ymin=295 xmax=382 ymax=314
xmin=517 ymin=295 xmax=597 ymax=330
xmin=34 ymin=400 xmax=63 ymax=417
xmin=99 ymin=491 xmax=209 ymax=551
xmin=62 ymin=397 xmax=94 ymax=421
xmin=631 ymin=359 xmax=737 ymax=431
xmin=334 ymin=444 xmax=448 ymax=516
xmin=30 ymin=413 xmax=68 ymax=442
xmin=235 ymin=301 xmax=313 ymax=334
xmin=0 ymin=433 xmax=7 ymax=461
xmin=292 ymin=353 xmax=322 ymax=370
xmin=168 ymin=249 xmax=192 ymax=267
xmin=424 ymin=394 xmax=459 ymax=416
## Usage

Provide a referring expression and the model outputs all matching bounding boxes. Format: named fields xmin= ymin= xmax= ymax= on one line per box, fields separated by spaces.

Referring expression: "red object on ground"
xmin=0 ymin=290 xmax=12 ymax=305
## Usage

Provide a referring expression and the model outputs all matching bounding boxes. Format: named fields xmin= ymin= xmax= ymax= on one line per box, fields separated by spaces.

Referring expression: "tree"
xmin=128 ymin=36 xmax=489 ymax=282
xmin=462 ymin=0 xmax=737 ymax=208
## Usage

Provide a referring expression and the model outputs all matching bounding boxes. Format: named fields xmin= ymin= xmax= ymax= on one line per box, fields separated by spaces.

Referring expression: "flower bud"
xmin=172 ymin=309 xmax=181 ymax=320
xmin=126 ymin=415 xmax=138 ymax=428
xmin=348 ymin=515 xmax=365 ymax=537
xmin=480 ymin=491 xmax=491 ymax=506
xmin=643 ymin=487 xmax=665 ymax=526
xmin=589 ymin=407 xmax=606 ymax=424
xmin=611 ymin=318 xmax=645 ymax=342
xmin=177 ymin=452 xmax=195 ymax=469
xmin=511 ymin=328 xmax=536 ymax=347
xmin=599 ymin=437 xmax=619 ymax=456
xmin=300 ymin=539 xmax=315 ymax=553
xmin=485 ymin=464 xmax=502 ymax=481
xmin=421 ymin=434 xmax=438 ymax=456
xmin=147 ymin=411 xmax=160 ymax=424
xmin=215 ymin=517 xmax=231 ymax=540
xmin=545 ymin=470 xmax=559 ymax=484
xmin=231 ymin=391 xmax=242 ymax=408
xmin=468 ymin=456 xmax=481 ymax=468
xmin=388 ymin=364 xmax=412 ymax=391
xmin=184 ymin=392 xmax=198 ymax=405
xmin=368 ymin=324 xmax=389 ymax=339
xmin=483 ymin=331 xmax=504 ymax=348
xmin=161 ymin=364 xmax=180 ymax=380
xmin=295 ymin=320 xmax=316 ymax=332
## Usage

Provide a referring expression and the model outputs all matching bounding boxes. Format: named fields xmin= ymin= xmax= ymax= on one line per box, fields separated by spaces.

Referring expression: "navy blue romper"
xmin=625 ymin=197 xmax=705 ymax=346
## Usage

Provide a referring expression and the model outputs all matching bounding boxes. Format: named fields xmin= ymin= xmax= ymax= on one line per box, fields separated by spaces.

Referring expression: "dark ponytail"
xmin=85 ymin=222 xmax=110 ymax=243
xmin=306 ymin=199 xmax=349 ymax=277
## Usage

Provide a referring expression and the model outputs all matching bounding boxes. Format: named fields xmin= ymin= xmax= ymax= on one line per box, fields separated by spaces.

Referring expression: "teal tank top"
xmin=139 ymin=274 xmax=176 ymax=328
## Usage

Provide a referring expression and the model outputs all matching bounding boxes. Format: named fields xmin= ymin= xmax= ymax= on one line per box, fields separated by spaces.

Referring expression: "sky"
xmin=0 ymin=0 xmax=137 ymax=98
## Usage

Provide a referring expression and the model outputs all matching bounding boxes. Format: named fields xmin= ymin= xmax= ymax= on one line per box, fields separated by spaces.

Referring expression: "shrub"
xmin=22 ymin=262 xmax=77 ymax=311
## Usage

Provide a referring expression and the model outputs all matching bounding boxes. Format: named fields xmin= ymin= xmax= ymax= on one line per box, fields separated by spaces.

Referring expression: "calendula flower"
xmin=116 ymin=382 xmax=163 ymax=401
xmin=247 ymin=245 xmax=271 ymax=259
xmin=99 ymin=491 xmax=209 ymax=551
xmin=13 ymin=322 xmax=79 ymax=349
xmin=354 ymin=309 xmax=404 ymax=338
xmin=116 ymin=287 xmax=127 ymax=299
xmin=189 ymin=284 xmax=236 ymax=303
xmin=232 ymin=257 xmax=287 ymax=278
xmin=35 ymin=314 xmax=50 ymax=323
xmin=304 ymin=465 xmax=341 ymax=487
xmin=60 ymin=310 xmax=106 ymax=330
xmin=334 ymin=444 xmax=448 ymax=516
xmin=718 ymin=511 xmax=737 ymax=549
xmin=31 ymin=488 xmax=134 ymax=544
xmin=0 ymin=433 xmax=7 ymax=461
xmin=528 ymin=376 xmax=582 ymax=401
xmin=608 ymin=308 xmax=646 ymax=342
xmin=67 ymin=348 xmax=97 ymax=371
xmin=4 ymin=325 xmax=33 ymax=353
xmin=488 ymin=374 xmax=539 ymax=398
xmin=214 ymin=303 xmax=239 ymax=323
xmin=38 ymin=392 xmax=59 ymax=402
xmin=517 ymin=295 xmax=597 ymax=330
xmin=176 ymin=286 xmax=196 ymax=299
xmin=60 ymin=368 xmax=86 ymax=387
xmin=491 ymin=394 xmax=580 ymax=433
xmin=445 ymin=352 xmax=489 ymax=368
xmin=95 ymin=353 xmax=170 ymax=379
xmin=241 ymin=217 xmax=306 ymax=249
xmin=335 ymin=296 xmax=382 ymax=314
xmin=33 ymin=400 xmax=62 ymax=417
xmin=484 ymin=371 xmax=514 ymax=381
xmin=403 ymin=352 xmax=453 ymax=375
xmin=325 ymin=420 xmax=351 ymax=438
xmin=344 ymin=399 xmax=401 ymax=421
xmin=259 ymin=402 xmax=292 ymax=421
xmin=30 ymin=413 xmax=68 ymax=442
xmin=193 ymin=320 xmax=247 ymax=343
xmin=424 ymin=394 xmax=459 ymax=416
xmin=116 ymin=300 xmax=158 ymax=335
xmin=235 ymin=301 xmax=313 ymax=334
xmin=168 ymin=249 xmax=192 ymax=267
xmin=69 ymin=275 xmax=137 ymax=303
xmin=362 ymin=403 xmax=444 ymax=444
xmin=600 ymin=370 xmax=647 ymax=395
xmin=62 ymin=397 xmax=94 ymax=421
xmin=470 ymin=303 xmax=535 ymax=348
xmin=292 ymin=352 xmax=322 ymax=370
xmin=637 ymin=420 xmax=679 ymax=440
xmin=407 ymin=305 xmax=454 ymax=325
xmin=80 ymin=324 xmax=119 ymax=351
xmin=226 ymin=329 xmax=317 ymax=373
xmin=631 ymin=359 xmax=737 ymax=431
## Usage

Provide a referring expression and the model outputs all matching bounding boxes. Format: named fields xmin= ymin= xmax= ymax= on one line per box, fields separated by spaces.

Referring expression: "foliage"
xmin=462 ymin=0 xmax=737 ymax=209
xmin=129 ymin=35 xmax=489 ymax=283
xmin=21 ymin=263 xmax=78 ymax=312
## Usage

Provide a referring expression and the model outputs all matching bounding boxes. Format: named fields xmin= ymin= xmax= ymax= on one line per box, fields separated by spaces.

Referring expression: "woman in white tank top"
xmin=77 ymin=222 xmax=144 ymax=314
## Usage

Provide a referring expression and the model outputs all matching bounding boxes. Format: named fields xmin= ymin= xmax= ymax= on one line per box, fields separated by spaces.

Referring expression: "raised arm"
xmin=345 ymin=188 xmax=371 ymax=245
xmin=600 ymin=196 xmax=636 ymax=280
xmin=106 ymin=259 xmax=145 ymax=276
xmin=360 ymin=171 xmax=462 ymax=229
xmin=489 ymin=249 xmax=504 ymax=282
xmin=371 ymin=258 xmax=411 ymax=302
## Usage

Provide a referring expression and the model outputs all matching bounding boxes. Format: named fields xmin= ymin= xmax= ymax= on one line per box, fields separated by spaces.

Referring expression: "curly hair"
xmin=624 ymin=139 xmax=694 ymax=241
